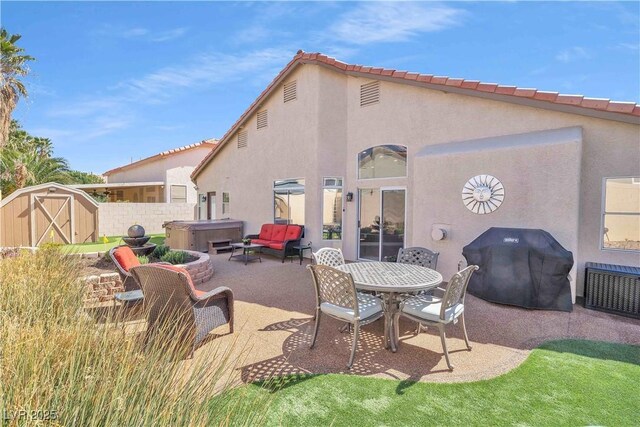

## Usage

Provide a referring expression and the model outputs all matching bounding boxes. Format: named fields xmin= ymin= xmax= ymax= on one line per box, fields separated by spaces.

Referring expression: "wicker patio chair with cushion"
xmin=397 ymin=247 xmax=439 ymax=270
xmin=399 ymin=265 xmax=479 ymax=371
xmin=110 ymin=246 xmax=142 ymax=291
xmin=312 ymin=247 xmax=345 ymax=267
xmin=307 ymin=264 xmax=383 ymax=368
xmin=130 ymin=264 xmax=234 ymax=358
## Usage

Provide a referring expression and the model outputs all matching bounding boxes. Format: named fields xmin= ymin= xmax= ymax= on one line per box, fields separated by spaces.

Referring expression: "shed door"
xmin=31 ymin=193 xmax=74 ymax=246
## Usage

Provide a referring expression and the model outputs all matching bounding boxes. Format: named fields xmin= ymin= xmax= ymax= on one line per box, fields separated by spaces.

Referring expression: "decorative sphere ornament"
xmin=128 ymin=224 xmax=146 ymax=238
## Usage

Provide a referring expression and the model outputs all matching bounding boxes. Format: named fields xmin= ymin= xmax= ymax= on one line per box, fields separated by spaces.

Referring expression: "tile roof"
xmin=104 ymin=140 xmax=217 ymax=176
xmin=191 ymin=51 xmax=639 ymax=179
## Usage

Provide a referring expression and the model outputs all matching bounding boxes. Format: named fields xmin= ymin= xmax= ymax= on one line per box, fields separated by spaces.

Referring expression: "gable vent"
xmin=283 ymin=80 xmax=297 ymax=103
xmin=360 ymin=81 xmax=380 ymax=107
xmin=257 ymin=110 xmax=268 ymax=129
xmin=237 ymin=131 xmax=248 ymax=148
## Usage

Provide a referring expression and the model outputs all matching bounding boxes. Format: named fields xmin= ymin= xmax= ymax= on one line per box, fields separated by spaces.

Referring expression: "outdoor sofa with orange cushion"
xmin=245 ymin=223 xmax=304 ymax=262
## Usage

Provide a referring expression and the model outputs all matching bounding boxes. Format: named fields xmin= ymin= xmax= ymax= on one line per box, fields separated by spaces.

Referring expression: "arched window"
xmin=358 ymin=145 xmax=407 ymax=179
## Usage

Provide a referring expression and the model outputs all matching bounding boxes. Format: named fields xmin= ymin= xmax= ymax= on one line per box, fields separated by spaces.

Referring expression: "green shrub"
xmin=0 ymin=245 xmax=269 ymax=426
xmin=136 ymin=255 xmax=150 ymax=264
xmin=152 ymin=244 xmax=170 ymax=258
xmin=160 ymin=250 xmax=188 ymax=265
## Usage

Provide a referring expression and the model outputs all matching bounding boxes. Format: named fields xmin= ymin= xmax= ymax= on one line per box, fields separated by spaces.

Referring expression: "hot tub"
xmin=163 ymin=219 xmax=244 ymax=252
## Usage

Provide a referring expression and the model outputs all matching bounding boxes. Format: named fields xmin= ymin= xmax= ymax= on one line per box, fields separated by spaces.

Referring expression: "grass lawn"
xmin=232 ymin=340 xmax=639 ymax=426
xmin=64 ymin=233 xmax=165 ymax=253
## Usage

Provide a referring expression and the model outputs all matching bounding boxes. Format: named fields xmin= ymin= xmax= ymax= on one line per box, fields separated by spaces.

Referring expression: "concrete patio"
xmin=183 ymin=253 xmax=639 ymax=384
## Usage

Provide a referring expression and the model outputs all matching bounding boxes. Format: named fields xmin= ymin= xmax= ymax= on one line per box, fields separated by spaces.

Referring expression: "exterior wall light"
xmin=346 ymin=192 xmax=354 ymax=202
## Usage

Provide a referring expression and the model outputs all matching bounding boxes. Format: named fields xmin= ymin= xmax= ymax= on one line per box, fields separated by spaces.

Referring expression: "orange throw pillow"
xmin=152 ymin=263 xmax=200 ymax=297
xmin=113 ymin=246 xmax=140 ymax=272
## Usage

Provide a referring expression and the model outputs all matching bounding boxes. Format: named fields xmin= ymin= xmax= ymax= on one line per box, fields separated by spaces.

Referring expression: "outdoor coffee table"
xmin=336 ymin=262 xmax=442 ymax=353
xmin=229 ymin=242 xmax=264 ymax=265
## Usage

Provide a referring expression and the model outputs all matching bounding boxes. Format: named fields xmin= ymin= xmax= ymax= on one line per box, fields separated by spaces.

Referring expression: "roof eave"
xmin=106 ymin=141 xmax=217 ymax=176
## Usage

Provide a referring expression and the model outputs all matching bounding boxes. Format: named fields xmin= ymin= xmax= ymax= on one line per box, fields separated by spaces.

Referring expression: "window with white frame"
xmin=602 ymin=177 xmax=640 ymax=251
xmin=170 ymin=185 xmax=187 ymax=203
xmin=322 ymin=177 xmax=343 ymax=240
xmin=358 ymin=145 xmax=407 ymax=179
xmin=274 ymin=179 xmax=305 ymax=225
xmin=222 ymin=192 xmax=230 ymax=216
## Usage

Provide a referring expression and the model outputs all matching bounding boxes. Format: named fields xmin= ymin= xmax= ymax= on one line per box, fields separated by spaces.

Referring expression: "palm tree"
xmin=0 ymin=149 xmax=70 ymax=195
xmin=1 ymin=29 xmax=34 ymax=148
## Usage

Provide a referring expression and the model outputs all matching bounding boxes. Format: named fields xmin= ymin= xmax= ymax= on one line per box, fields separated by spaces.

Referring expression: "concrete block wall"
xmin=98 ymin=203 xmax=196 ymax=237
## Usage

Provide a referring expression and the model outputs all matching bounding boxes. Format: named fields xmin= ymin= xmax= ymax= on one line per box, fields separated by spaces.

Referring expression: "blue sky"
xmin=3 ymin=1 xmax=639 ymax=174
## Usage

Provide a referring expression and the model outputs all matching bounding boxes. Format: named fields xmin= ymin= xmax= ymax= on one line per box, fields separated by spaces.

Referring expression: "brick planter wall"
xmin=83 ymin=272 xmax=124 ymax=305
xmin=176 ymin=250 xmax=214 ymax=285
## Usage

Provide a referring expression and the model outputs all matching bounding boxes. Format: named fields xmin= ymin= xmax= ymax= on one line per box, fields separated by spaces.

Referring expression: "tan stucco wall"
xmin=195 ymin=63 xmax=640 ymax=297
xmin=106 ymin=147 xmax=211 ymax=204
xmin=194 ymin=65 xmax=322 ymax=239
xmin=413 ymin=130 xmax=582 ymax=299
xmin=342 ymin=75 xmax=638 ymax=295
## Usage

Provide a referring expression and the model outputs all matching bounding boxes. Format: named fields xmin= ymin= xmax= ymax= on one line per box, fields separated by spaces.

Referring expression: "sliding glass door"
xmin=358 ymin=188 xmax=406 ymax=261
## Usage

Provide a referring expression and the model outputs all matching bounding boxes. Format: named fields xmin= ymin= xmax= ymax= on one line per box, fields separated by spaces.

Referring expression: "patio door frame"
xmin=356 ymin=186 xmax=407 ymax=261
xmin=207 ymin=191 xmax=216 ymax=220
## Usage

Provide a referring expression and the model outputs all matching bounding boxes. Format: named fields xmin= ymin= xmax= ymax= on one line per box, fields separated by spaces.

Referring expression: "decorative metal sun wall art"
xmin=462 ymin=175 xmax=505 ymax=214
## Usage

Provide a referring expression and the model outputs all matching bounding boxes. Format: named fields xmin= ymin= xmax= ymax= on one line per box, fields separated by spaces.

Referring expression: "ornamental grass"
xmin=0 ymin=247 xmax=268 ymax=426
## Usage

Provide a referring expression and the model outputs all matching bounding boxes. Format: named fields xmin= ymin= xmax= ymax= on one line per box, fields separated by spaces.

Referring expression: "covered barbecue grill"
xmin=463 ymin=227 xmax=573 ymax=312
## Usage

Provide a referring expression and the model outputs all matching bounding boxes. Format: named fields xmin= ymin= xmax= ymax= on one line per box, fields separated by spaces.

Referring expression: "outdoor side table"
xmin=229 ymin=242 xmax=264 ymax=265
xmin=292 ymin=243 xmax=312 ymax=265
xmin=113 ymin=289 xmax=144 ymax=327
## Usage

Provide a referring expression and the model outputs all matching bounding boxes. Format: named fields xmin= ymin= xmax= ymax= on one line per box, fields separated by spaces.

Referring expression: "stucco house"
xmin=191 ymin=51 xmax=640 ymax=300
xmin=72 ymin=140 xmax=216 ymax=206
xmin=70 ymin=140 xmax=217 ymax=235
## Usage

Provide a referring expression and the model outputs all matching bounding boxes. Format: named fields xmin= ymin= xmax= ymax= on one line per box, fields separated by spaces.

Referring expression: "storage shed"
xmin=0 ymin=182 xmax=99 ymax=247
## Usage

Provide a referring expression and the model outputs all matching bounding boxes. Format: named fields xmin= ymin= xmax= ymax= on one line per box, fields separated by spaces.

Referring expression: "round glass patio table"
xmin=335 ymin=262 xmax=443 ymax=352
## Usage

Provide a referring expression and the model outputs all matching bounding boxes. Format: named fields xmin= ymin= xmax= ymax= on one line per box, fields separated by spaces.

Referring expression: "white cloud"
xmin=327 ymin=2 xmax=465 ymax=45
xmin=617 ymin=42 xmax=639 ymax=51
xmin=147 ymin=28 xmax=188 ymax=42
xmin=48 ymin=98 xmax=122 ymax=118
xmin=44 ymin=47 xmax=295 ymax=141
xmin=232 ymin=25 xmax=292 ymax=46
xmin=555 ymin=47 xmax=591 ymax=63
xmin=97 ymin=25 xmax=188 ymax=42
xmin=116 ymin=48 xmax=294 ymax=101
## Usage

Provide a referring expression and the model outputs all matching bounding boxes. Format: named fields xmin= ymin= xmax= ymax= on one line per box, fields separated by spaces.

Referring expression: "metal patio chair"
xmin=397 ymin=247 xmax=439 ymax=270
xmin=312 ymin=247 xmax=345 ymax=267
xmin=307 ymin=264 xmax=383 ymax=368
xmin=399 ymin=265 xmax=479 ymax=371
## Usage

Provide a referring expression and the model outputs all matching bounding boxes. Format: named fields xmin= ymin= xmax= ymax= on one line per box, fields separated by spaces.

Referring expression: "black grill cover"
xmin=463 ymin=228 xmax=573 ymax=312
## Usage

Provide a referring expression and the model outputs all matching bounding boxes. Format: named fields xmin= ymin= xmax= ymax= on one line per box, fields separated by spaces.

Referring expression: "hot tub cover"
xmin=463 ymin=227 xmax=573 ymax=312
